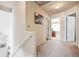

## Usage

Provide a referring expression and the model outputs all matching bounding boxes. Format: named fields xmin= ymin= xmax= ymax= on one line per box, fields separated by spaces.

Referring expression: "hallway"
xmin=37 ymin=40 xmax=79 ymax=57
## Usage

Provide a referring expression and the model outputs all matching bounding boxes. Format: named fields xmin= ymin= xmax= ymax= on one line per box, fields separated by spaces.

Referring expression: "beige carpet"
xmin=37 ymin=40 xmax=79 ymax=57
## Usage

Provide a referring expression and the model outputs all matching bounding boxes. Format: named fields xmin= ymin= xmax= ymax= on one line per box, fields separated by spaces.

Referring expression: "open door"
xmin=66 ymin=16 xmax=75 ymax=42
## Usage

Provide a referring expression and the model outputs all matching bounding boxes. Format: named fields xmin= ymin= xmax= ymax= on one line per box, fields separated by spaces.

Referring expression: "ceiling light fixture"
xmin=51 ymin=3 xmax=64 ymax=9
xmin=55 ymin=6 xmax=59 ymax=9
xmin=51 ymin=5 xmax=60 ymax=9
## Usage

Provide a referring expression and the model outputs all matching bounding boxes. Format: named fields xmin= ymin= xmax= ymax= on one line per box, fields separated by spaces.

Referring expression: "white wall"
xmin=76 ymin=3 xmax=79 ymax=48
xmin=26 ymin=1 xmax=49 ymax=46
xmin=11 ymin=1 xmax=26 ymax=55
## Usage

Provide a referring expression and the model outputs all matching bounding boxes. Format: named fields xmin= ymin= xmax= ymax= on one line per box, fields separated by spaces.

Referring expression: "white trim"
xmin=65 ymin=10 xmax=77 ymax=17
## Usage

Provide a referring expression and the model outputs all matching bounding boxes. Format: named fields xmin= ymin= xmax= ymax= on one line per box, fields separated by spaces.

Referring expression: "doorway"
xmin=65 ymin=12 xmax=76 ymax=43
xmin=51 ymin=17 xmax=60 ymax=40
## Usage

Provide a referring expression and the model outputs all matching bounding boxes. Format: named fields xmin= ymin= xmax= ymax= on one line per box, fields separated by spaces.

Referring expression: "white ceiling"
xmin=35 ymin=1 xmax=78 ymax=15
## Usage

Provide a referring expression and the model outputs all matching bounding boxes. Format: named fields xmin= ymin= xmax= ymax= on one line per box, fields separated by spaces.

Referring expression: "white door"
xmin=67 ymin=16 xmax=75 ymax=42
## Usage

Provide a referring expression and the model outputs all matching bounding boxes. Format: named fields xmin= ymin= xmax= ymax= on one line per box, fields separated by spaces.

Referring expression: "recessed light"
xmin=51 ymin=5 xmax=60 ymax=9
xmin=51 ymin=3 xmax=64 ymax=9
xmin=55 ymin=6 xmax=59 ymax=9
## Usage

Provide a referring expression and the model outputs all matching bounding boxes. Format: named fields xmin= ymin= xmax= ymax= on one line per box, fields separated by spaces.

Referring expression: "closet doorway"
xmin=65 ymin=12 xmax=76 ymax=43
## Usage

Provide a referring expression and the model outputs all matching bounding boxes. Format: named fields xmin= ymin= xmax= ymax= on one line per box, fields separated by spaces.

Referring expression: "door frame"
xmin=50 ymin=17 xmax=60 ymax=40
xmin=65 ymin=11 xmax=77 ymax=42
